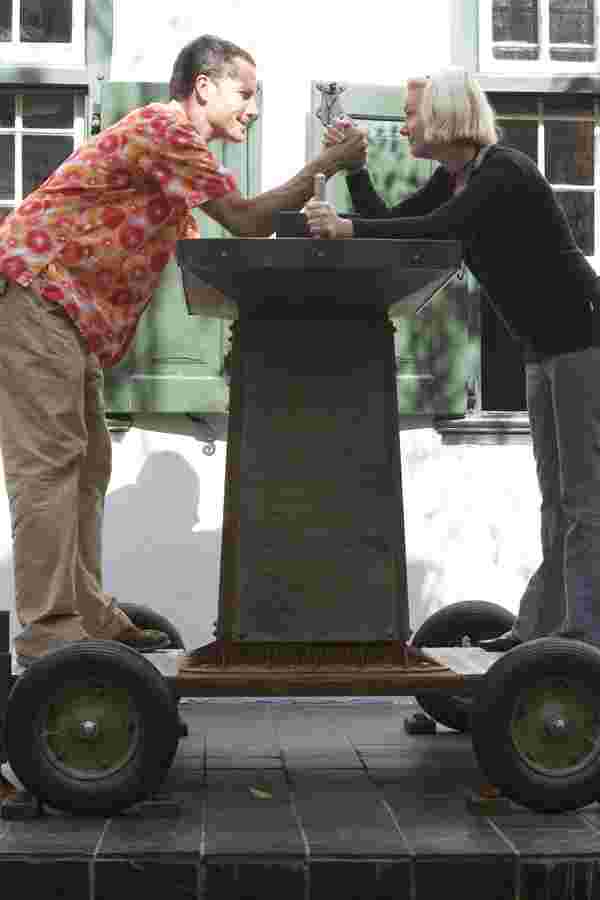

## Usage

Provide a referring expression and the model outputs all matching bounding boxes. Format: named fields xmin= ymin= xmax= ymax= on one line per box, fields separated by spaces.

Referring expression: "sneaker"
xmin=478 ymin=630 xmax=522 ymax=652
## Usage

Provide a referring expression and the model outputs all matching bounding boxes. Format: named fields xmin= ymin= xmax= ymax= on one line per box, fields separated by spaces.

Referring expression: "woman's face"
xmin=401 ymin=85 xmax=435 ymax=160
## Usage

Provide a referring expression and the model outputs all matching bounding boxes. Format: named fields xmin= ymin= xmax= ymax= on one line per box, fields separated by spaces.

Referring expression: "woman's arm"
xmin=349 ymin=153 xmax=511 ymax=238
xmin=346 ymin=165 xmax=452 ymax=219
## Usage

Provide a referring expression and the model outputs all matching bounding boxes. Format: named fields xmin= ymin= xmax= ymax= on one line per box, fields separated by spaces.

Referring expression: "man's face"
xmin=202 ymin=58 xmax=258 ymax=143
xmin=401 ymin=85 xmax=432 ymax=159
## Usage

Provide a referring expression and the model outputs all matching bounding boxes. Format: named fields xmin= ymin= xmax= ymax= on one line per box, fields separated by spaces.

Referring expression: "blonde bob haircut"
xmin=408 ymin=67 xmax=498 ymax=147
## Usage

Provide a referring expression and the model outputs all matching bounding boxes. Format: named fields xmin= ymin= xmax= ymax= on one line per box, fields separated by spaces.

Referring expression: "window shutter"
xmin=311 ymin=82 xmax=480 ymax=419
xmin=100 ymin=82 xmax=260 ymax=414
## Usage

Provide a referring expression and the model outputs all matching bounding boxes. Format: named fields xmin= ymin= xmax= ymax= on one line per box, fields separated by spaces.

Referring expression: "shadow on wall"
xmin=103 ymin=450 xmax=221 ymax=650
xmin=406 ymin=557 xmax=445 ymax=636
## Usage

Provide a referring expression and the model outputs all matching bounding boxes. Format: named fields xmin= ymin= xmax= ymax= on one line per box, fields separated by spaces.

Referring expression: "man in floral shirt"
xmin=0 ymin=34 xmax=366 ymax=666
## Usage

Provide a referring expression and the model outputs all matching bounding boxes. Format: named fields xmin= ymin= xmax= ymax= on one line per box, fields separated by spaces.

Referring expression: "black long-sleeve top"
xmin=346 ymin=144 xmax=600 ymax=359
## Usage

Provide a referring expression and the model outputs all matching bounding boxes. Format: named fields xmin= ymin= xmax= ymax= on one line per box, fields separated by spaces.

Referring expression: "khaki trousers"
xmin=0 ymin=283 xmax=132 ymax=657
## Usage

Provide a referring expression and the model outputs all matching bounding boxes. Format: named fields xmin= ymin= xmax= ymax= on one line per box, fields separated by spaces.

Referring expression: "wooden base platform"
xmin=135 ymin=642 xmax=501 ymax=698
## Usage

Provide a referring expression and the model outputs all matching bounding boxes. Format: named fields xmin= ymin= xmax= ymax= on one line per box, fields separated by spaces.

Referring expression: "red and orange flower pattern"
xmin=0 ymin=101 xmax=237 ymax=367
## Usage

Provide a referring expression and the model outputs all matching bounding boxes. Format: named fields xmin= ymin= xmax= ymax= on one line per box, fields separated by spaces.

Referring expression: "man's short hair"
xmin=408 ymin=67 xmax=498 ymax=147
xmin=169 ymin=34 xmax=256 ymax=101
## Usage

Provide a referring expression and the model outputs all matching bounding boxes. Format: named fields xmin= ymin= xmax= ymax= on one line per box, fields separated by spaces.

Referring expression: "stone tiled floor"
xmin=3 ymin=695 xmax=600 ymax=899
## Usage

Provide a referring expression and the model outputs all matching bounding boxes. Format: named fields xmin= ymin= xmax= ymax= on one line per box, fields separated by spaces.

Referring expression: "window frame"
xmin=494 ymin=94 xmax=600 ymax=268
xmin=479 ymin=0 xmax=599 ymax=73
xmin=0 ymin=88 xmax=86 ymax=214
xmin=1 ymin=0 xmax=85 ymax=67
xmin=466 ymin=88 xmax=600 ymax=425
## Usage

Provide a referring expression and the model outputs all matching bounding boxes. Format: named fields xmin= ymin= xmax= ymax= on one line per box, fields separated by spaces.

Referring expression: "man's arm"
xmin=202 ymin=135 xmax=367 ymax=236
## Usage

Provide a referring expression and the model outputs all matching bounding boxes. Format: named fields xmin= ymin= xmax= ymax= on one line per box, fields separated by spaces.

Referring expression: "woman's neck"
xmin=434 ymin=143 xmax=480 ymax=174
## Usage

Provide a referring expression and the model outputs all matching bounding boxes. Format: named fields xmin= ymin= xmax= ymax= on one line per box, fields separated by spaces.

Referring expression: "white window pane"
xmin=22 ymin=93 xmax=74 ymax=129
xmin=0 ymin=137 xmax=14 ymax=200
xmin=555 ymin=191 xmax=594 ymax=254
xmin=493 ymin=0 xmax=538 ymax=42
xmin=20 ymin=0 xmax=72 ymax=43
xmin=22 ymin=135 xmax=72 ymax=196
xmin=0 ymin=2 xmax=11 ymax=41
xmin=546 ymin=121 xmax=594 ymax=185
xmin=0 ymin=95 xmax=15 ymax=127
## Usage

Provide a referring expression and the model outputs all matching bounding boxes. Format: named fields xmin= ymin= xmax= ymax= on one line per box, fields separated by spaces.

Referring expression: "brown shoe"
xmin=114 ymin=626 xmax=170 ymax=652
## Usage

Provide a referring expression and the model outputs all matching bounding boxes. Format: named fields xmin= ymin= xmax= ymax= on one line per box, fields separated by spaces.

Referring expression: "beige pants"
xmin=0 ymin=283 xmax=132 ymax=658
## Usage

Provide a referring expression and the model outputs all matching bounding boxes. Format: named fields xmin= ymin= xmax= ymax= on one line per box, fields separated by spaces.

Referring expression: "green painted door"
xmin=316 ymin=83 xmax=480 ymax=418
xmin=100 ymin=82 xmax=260 ymax=414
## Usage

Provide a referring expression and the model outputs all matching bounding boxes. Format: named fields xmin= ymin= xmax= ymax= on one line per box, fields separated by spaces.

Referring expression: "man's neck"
xmin=173 ymin=97 xmax=212 ymax=143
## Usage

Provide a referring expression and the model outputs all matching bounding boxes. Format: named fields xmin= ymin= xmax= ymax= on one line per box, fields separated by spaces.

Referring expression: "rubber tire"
xmin=117 ymin=602 xmax=186 ymax=650
xmin=411 ymin=600 xmax=515 ymax=732
xmin=471 ymin=637 xmax=600 ymax=813
xmin=5 ymin=641 xmax=180 ymax=815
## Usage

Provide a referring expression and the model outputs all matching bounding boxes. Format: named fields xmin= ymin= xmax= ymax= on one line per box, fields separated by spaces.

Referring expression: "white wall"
xmin=110 ymin=0 xmax=453 ymax=190
xmin=0 ymin=0 xmax=541 ymax=648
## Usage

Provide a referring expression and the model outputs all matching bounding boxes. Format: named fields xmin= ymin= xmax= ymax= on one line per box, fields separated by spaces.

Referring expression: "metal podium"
xmin=174 ymin=236 xmax=462 ymax=691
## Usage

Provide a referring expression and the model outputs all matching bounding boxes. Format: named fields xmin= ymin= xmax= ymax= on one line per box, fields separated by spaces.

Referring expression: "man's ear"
xmin=194 ymin=73 xmax=211 ymax=106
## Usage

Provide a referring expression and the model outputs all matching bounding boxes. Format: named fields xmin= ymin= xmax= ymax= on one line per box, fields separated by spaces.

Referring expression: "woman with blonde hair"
xmin=305 ymin=66 xmax=600 ymax=652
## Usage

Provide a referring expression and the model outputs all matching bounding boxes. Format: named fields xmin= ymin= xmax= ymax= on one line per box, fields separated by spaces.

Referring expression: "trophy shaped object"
xmin=315 ymin=81 xmax=350 ymax=128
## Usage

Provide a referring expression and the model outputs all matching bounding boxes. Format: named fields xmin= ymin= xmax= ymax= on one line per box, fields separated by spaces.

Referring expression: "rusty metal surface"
xmin=170 ymin=639 xmax=470 ymax=697
xmin=173 ymin=662 xmax=466 ymax=697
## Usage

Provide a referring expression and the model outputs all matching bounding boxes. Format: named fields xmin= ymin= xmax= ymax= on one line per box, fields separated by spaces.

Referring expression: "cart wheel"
xmin=117 ymin=602 xmax=186 ymax=650
xmin=471 ymin=637 xmax=600 ymax=812
xmin=411 ymin=601 xmax=515 ymax=732
xmin=5 ymin=641 xmax=180 ymax=816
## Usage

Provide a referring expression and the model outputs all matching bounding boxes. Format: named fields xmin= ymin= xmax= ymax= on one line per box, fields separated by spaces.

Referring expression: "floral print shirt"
xmin=0 ymin=101 xmax=237 ymax=367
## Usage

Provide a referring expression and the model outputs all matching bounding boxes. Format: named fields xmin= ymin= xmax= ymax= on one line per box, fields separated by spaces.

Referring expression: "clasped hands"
xmin=303 ymin=118 xmax=367 ymax=239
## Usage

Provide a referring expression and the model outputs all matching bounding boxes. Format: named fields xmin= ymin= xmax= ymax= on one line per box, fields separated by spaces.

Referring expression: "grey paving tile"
xmin=517 ymin=859 xmax=600 ymax=900
xmin=204 ymin=771 xmax=304 ymax=855
xmin=382 ymin=790 xmax=515 ymax=857
xmin=360 ymin=734 xmax=483 ymax=793
xmin=415 ymin=857 xmax=516 ymax=899
xmin=204 ymin=859 xmax=306 ymax=900
xmin=97 ymin=800 xmax=204 ymax=857
xmin=272 ymin=708 xmax=356 ymax=751
xmin=162 ymin=757 xmax=206 ymax=792
xmin=284 ymin=752 xmax=363 ymax=770
xmin=489 ymin=810 xmax=600 ymax=856
xmin=194 ymin=703 xmax=279 ymax=753
xmin=309 ymin=859 xmax=412 ymax=900
xmin=207 ymin=754 xmax=284 ymax=770
xmin=0 ymin=816 xmax=105 ymax=856
xmin=0 ymin=859 xmax=90 ymax=899
xmin=291 ymin=772 xmax=409 ymax=857
xmin=95 ymin=859 xmax=199 ymax=899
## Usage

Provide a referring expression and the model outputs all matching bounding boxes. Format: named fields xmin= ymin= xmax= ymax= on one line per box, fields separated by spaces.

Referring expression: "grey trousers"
xmin=514 ymin=345 xmax=600 ymax=644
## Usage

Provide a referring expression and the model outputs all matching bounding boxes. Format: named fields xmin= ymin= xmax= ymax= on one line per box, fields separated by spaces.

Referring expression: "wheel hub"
xmin=39 ymin=684 xmax=140 ymax=779
xmin=511 ymin=679 xmax=600 ymax=776
xmin=79 ymin=719 xmax=99 ymax=740
xmin=542 ymin=707 xmax=573 ymax=738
